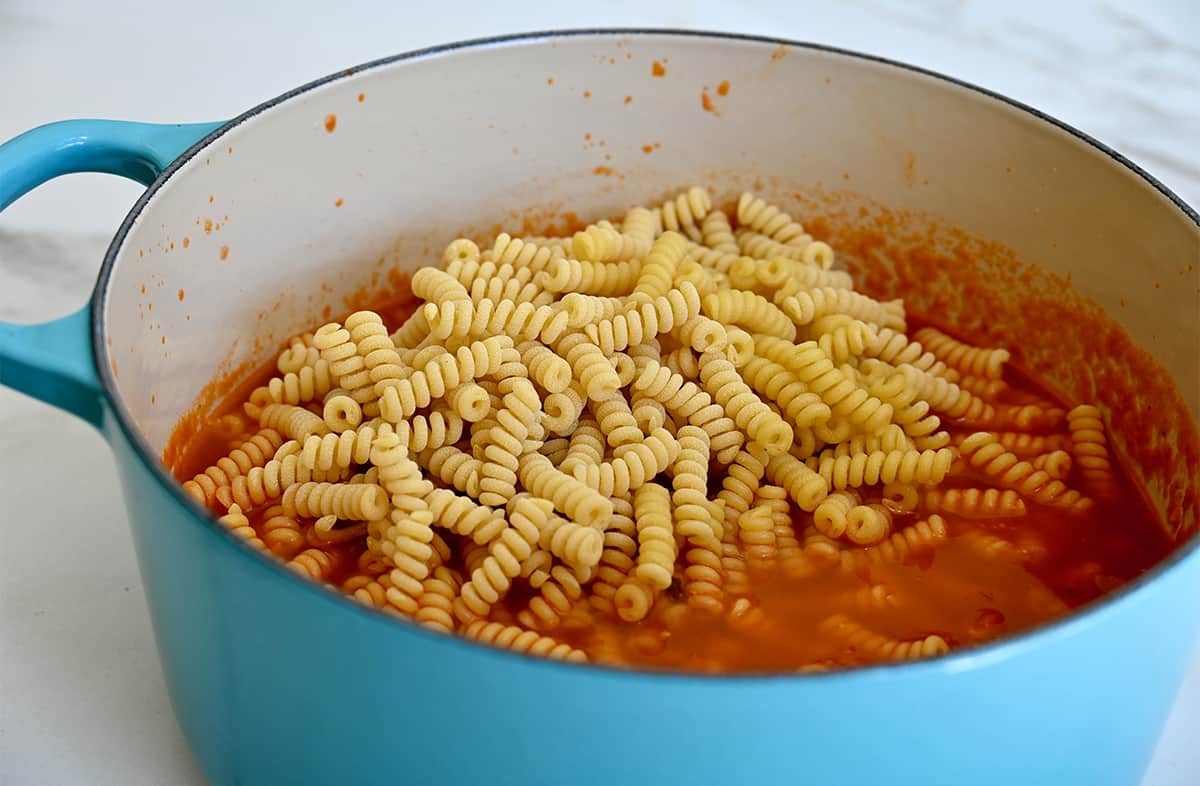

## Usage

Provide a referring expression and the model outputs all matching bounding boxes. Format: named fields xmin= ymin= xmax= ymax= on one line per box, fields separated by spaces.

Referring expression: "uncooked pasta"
xmin=170 ymin=186 xmax=1171 ymax=672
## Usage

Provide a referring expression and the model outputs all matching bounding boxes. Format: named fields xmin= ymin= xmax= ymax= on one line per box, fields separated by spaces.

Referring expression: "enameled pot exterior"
xmin=1 ymin=31 xmax=1198 ymax=786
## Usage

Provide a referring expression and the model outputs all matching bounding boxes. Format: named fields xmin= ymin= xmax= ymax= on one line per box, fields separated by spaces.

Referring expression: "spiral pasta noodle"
xmin=840 ymin=516 xmax=948 ymax=573
xmin=184 ymin=428 xmax=285 ymax=506
xmin=584 ymin=282 xmax=703 ymax=354
xmin=755 ymin=336 xmax=895 ymax=433
xmin=813 ymin=490 xmax=859 ymax=539
xmin=807 ymin=448 xmax=955 ymax=490
xmin=454 ymin=494 xmax=548 ymax=623
xmin=464 ymin=620 xmax=587 ymax=662
xmin=258 ymin=403 xmax=330 ymax=442
xmin=912 ymin=327 xmax=1009 ymax=380
xmin=698 ymin=351 xmax=793 ymax=455
xmin=700 ymin=208 xmax=738 ymax=254
xmin=313 ymin=322 xmax=374 ymax=405
xmin=657 ymin=187 xmax=712 ymax=242
xmin=217 ymin=504 xmax=265 ymax=550
xmin=701 ymin=289 xmax=796 ymax=342
xmin=957 ymin=432 xmax=1092 ymax=511
xmin=924 ymin=488 xmax=1027 ymax=518
xmin=414 ymin=567 xmax=464 ymax=633
xmin=632 ymin=231 xmax=691 ymax=301
xmin=631 ymin=482 xmax=675 ymax=591
xmin=247 ymin=361 xmax=336 ymax=413
xmin=1067 ymin=404 xmax=1119 ymax=499
xmin=736 ymin=192 xmax=807 ymax=246
xmin=820 ymin=614 xmax=949 ymax=661
xmin=776 ymin=286 xmax=906 ymax=332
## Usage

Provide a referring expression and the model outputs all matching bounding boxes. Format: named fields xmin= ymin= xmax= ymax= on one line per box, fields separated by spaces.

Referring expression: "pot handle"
xmin=0 ymin=119 xmax=224 ymax=426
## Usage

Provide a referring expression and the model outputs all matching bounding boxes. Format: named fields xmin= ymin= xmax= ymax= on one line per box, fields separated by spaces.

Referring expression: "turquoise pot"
xmin=1 ymin=31 xmax=1198 ymax=786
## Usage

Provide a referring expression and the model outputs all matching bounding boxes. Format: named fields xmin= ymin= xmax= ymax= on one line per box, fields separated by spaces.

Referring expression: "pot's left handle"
xmin=0 ymin=119 xmax=224 ymax=426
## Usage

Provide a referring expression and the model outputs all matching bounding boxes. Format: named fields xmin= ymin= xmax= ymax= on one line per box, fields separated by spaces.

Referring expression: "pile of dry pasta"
xmin=181 ymin=186 xmax=1118 ymax=667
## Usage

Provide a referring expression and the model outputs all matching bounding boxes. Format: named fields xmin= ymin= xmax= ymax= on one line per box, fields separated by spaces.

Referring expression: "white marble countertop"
xmin=1 ymin=2 xmax=1197 ymax=784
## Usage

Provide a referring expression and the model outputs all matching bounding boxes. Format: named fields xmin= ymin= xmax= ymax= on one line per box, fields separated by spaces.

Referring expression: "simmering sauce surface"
xmin=170 ymin=304 xmax=1172 ymax=674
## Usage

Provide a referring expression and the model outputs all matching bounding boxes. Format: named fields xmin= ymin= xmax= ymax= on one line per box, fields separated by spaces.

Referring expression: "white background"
xmin=1 ymin=1 xmax=1198 ymax=784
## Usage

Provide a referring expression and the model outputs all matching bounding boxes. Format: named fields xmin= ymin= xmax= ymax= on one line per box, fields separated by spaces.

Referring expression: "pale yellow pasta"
xmin=813 ymin=490 xmax=859 ymax=539
xmin=880 ymin=482 xmax=920 ymax=513
xmin=716 ymin=442 xmax=768 ymax=532
xmin=738 ymin=504 xmax=777 ymax=567
xmin=217 ymin=504 xmax=265 ymax=550
xmin=736 ymin=192 xmax=808 ymax=246
xmin=420 ymin=445 xmax=482 ymax=497
xmin=753 ymin=255 xmax=853 ymax=292
xmin=844 ymin=504 xmax=892 ymax=546
xmin=755 ymin=336 xmax=895 ymax=433
xmin=839 ymin=515 xmax=948 ymax=573
xmin=453 ymin=494 xmax=547 ymax=623
xmin=701 ymin=289 xmax=797 ymax=342
xmin=517 ymin=452 xmax=613 ymax=528
xmin=276 ymin=332 xmax=318 ymax=374
xmin=807 ymin=448 xmax=955 ymax=490
xmin=697 ymin=351 xmax=793 ymax=455
xmin=914 ymin=327 xmax=1010 ymax=380
xmin=258 ymin=403 xmax=331 ymax=441
xmin=765 ymin=452 xmax=829 ymax=512
xmin=739 ymin=356 xmax=832 ymax=429
xmin=630 ymin=482 xmax=675 ymax=590
xmin=570 ymin=427 xmax=680 ymax=498
xmin=736 ymin=228 xmax=809 ymax=261
xmin=414 ymin=566 xmax=464 ymax=633
xmin=672 ymin=425 xmax=718 ymax=541
xmin=572 ymin=215 xmax=652 ymax=262
xmin=630 ymin=357 xmax=744 ymax=463
xmin=630 ymin=391 xmax=669 ymax=433
xmin=554 ymin=332 xmax=622 ymax=400
xmin=312 ymin=322 xmax=374 ymax=404
xmin=322 ymin=394 xmax=362 ymax=431
xmin=490 ymin=233 xmax=561 ymax=275
xmin=865 ymin=327 xmax=947 ymax=376
xmin=183 ymin=428 xmax=285 ymax=506
xmin=299 ymin=421 xmax=390 ymax=471
xmin=517 ymin=564 xmax=586 ymax=630
xmin=426 ymin=487 xmax=506 ymax=544
xmin=775 ymin=285 xmax=906 ymax=332
xmin=476 ymin=377 xmax=539 ymax=506
xmin=585 ymin=282 xmax=703 ymax=355
xmin=556 ymin=292 xmax=622 ymax=328
xmin=539 ymin=515 xmax=604 ymax=570
xmin=464 ymin=620 xmax=586 ymax=662
xmin=442 ymin=237 xmax=481 ymax=267
xmin=658 ymin=187 xmax=712 ymax=242
xmin=924 ymin=487 xmax=1027 ymax=518
xmin=632 ymin=231 xmax=690 ymax=301
xmin=957 ymin=432 xmax=1092 ymax=511
xmin=590 ymin=498 xmax=638 ymax=616
xmin=539 ymin=256 xmax=641 ymax=296
xmin=810 ymin=315 xmax=876 ymax=365
xmin=517 ymin=340 xmax=572 ymax=393
xmin=247 ymin=361 xmax=336 ymax=413
xmin=700 ymin=208 xmax=738 ymax=254
xmin=896 ymin=362 xmax=995 ymax=424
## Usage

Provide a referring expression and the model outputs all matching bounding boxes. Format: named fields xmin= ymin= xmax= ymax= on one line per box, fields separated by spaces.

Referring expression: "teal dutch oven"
xmin=1 ymin=31 xmax=1198 ymax=786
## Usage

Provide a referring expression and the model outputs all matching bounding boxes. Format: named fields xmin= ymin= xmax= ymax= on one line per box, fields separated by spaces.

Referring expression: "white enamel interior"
xmin=98 ymin=32 xmax=1200 ymax=513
